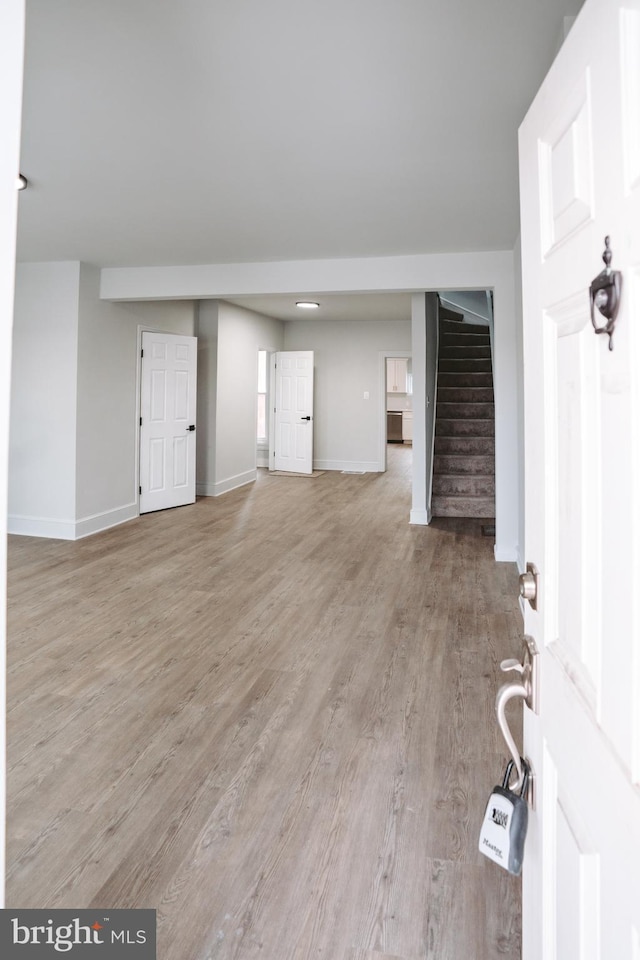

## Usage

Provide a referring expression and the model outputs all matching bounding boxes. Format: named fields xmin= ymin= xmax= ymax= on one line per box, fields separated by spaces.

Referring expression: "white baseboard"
xmin=196 ymin=482 xmax=216 ymax=497
xmin=410 ymin=508 xmax=429 ymax=525
xmin=8 ymin=515 xmax=77 ymax=540
xmin=313 ymin=459 xmax=382 ymax=473
xmin=8 ymin=501 xmax=138 ymax=540
xmin=197 ymin=469 xmax=256 ymax=498
xmin=494 ymin=543 xmax=518 ymax=563
xmin=75 ymin=502 xmax=138 ymax=539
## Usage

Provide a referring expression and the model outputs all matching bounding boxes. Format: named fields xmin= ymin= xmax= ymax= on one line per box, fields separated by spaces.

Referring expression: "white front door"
xmin=140 ymin=331 xmax=197 ymax=514
xmin=519 ymin=1 xmax=640 ymax=957
xmin=271 ymin=351 xmax=314 ymax=474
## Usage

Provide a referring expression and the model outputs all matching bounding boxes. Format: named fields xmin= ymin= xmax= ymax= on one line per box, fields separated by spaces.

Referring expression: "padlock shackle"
xmin=502 ymin=757 xmax=530 ymax=798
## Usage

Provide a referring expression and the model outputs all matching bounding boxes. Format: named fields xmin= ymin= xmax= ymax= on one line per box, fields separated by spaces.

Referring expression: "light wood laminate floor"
xmin=7 ymin=445 xmax=523 ymax=959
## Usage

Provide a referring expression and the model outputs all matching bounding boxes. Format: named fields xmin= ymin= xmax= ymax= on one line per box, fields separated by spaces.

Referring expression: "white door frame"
xmin=0 ymin=0 xmax=26 ymax=910
xmin=378 ymin=350 xmax=412 ymax=472
xmin=256 ymin=347 xmax=272 ymax=469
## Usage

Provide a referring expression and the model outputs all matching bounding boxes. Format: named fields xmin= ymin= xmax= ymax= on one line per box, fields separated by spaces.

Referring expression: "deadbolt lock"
xmin=519 ymin=562 xmax=539 ymax=610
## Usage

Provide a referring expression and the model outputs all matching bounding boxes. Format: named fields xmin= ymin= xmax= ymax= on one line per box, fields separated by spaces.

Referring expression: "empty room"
xmin=2 ymin=2 xmax=640 ymax=959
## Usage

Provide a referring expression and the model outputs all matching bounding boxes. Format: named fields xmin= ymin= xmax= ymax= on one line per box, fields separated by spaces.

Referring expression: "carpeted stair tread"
xmin=434 ymin=436 xmax=495 ymax=455
xmin=433 ymin=474 xmax=495 ymax=496
xmin=441 ymin=333 xmax=491 ymax=347
xmin=437 ymin=386 xmax=494 ymax=403
xmin=439 ymin=372 xmax=493 ymax=387
xmin=431 ymin=495 xmax=495 ymax=518
xmin=433 ymin=454 xmax=494 ymax=475
xmin=437 ymin=402 xmax=495 ymax=419
xmin=439 ymin=358 xmax=493 ymax=373
xmin=440 ymin=320 xmax=491 ymax=335
xmin=439 ymin=344 xmax=492 ymax=359
xmin=435 ymin=418 xmax=495 ymax=437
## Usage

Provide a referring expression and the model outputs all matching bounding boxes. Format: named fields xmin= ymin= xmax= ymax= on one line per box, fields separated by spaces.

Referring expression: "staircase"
xmin=431 ymin=320 xmax=495 ymax=519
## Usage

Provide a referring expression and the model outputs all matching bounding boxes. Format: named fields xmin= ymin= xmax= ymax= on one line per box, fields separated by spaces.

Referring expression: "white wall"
xmin=410 ymin=295 xmax=428 ymax=523
xmin=197 ymin=300 xmax=284 ymax=496
xmin=196 ymin=300 xmax=218 ymax=493
xmin=76 ymin=263 xmax=196 ymax=536
xmin=9 ymin=262 xmax=80 ymax=536
xmin=9 ymin=261 xmax=195 ymax=538
xmin=283 ymin=318 xmax=411 ymax=472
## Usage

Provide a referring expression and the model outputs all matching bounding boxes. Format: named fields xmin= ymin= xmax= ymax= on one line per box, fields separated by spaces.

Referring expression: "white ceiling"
xmin=226 ymin=292 xmax=413 ymax=323
xmin=17 ymin=0 xmax=584 ymax=272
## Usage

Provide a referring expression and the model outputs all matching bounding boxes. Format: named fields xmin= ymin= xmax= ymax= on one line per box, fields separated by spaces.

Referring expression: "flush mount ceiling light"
xmin=296 ymin=301 xmax=320 ymax=309
xmin=17 ymin=174 xmax=28 ymax=190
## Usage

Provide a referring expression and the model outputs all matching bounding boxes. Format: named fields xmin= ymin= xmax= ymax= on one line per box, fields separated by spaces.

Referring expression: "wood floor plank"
xmin=7 ymin=445 xmax=522 ymax=959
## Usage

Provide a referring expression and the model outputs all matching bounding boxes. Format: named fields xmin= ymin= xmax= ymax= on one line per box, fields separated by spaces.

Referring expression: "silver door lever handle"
xmin=496 ymin=681 xmax=528 ymax=792
xmin=494 ymin=637 xmax=539 ymax=792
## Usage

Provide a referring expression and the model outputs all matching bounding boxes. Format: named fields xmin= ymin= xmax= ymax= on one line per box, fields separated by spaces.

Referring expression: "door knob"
xmin=518 ymin=562 xmax=539 ymax=610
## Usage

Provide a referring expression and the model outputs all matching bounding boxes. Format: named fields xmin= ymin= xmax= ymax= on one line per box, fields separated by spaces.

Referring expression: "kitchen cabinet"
xmin=386 ymin=358 xmax=408 ymax=393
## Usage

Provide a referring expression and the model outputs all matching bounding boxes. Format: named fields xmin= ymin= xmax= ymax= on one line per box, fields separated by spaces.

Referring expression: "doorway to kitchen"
xmin=382 ymin=351 xmax=413 ymax=473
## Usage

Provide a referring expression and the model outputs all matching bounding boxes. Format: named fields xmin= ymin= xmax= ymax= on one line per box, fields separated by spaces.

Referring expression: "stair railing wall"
xmin=425 ymin=292 xmax=440 ymax=523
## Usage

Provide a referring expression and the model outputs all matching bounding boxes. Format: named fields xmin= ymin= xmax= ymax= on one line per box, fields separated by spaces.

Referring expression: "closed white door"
xmin=519 ymin=1 xmax=640 ymax=957
xmin=140 ymin=331 xmax=197 ymax=513
xmin=271 ymin=351 xmax=314 ymax=474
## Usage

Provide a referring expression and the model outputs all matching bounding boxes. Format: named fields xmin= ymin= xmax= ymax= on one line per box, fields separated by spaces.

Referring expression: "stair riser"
xmin=441 ymin=333 xmax=491 ymax=347
xmin=431 ymin=495 xmax=495 ymax=519
xmin=439 ymin=372 xmax=493 ymax=387
xmin=434 ymin=437 xmax=495 ymax=455
xmin=434 ymin=455 xmax=494 ymax=475
xmin=439 ymin=345 xmax=492 ymax=359
xmin=437 ymin=387 xmax=494 ymax=403
xmin=436 ymin=402 xmax=494 ymax=420
xmin=433 ymin=475 xmax=495 ymax=496
xmin=439 ymin=358 xmax=492 ymax=373
xmin=441 ymin=321 xmax=490 ymax=335
xmin=435 ymin=419 xmax=495 ymax=437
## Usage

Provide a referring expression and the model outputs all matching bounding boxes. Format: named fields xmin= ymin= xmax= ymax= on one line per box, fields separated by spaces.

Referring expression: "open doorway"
xmin=256 ymin=348 xmax=269 ymax=467
xmin=386 ymin=355 xmax=412 ymax=445
xmin=380 ymin=350 xmax=413 ymax=473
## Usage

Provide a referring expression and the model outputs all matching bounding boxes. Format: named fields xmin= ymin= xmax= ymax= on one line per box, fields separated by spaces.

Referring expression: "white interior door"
xmin=140 ymin=331 xmax=197 ymax=513
xmin=519 ymin=1 xmax=640 ymax=957
xmin=271 ymin=351 xmax=314 ymax=474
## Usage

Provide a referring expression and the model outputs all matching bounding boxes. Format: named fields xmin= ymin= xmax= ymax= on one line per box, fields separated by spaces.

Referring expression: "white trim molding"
xmin=75 ymin=502 xmax=138 ymax=539
xmin=8 ymin=515 xmax=77 ymax=540
xmin=8 ymin=502 xmax=139 ymax=541
xmin=198 ymin=469 xmax=256 ymax=498
xmin=313 ymin=459 xmax=381 ymax=473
